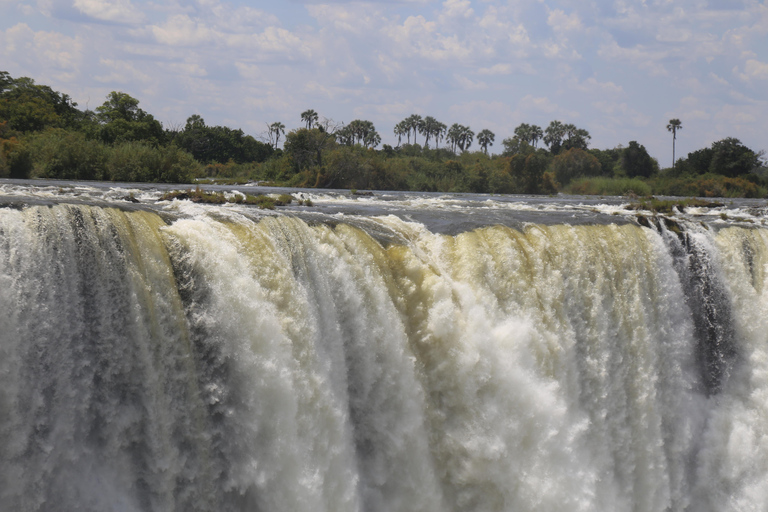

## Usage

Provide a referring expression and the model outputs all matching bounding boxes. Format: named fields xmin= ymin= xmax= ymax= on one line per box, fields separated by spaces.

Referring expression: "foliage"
xmin=649 ymin=173 xmax=765 ymax=198
xmin=159 ymin=187 xmax=290 ymax=208
xmin=0 ymin=122 xmax=32 ymax=178
xmin=565 ymin=177 xmax=652 ymax=196
xmin=508 ymin=151 xmax=549 ymax=194
xmin=544 ymin=121 xmax=590 ymax=154
xmin=477 ymin=129 xmax=495 ymax=154
xmin=626 ymin=197 xmax=722 ymax=214
xmin=107 ymin=142 xmax=201 ymax=183
xmin=3 ymin=72 xmax=767 ymax=197
xmin=284 ymin=127 xmax=336 ymax=171
xmin=337 ymin=120 xmax=381 ymax=148
xmin=172 ymin=115 xmax=273 ymax=164
xmin=28 ymin=129 xmax=108 ymax=180
xmin=709 ymin=137 xmax=762 ymax=177
xmin=621 ymin=141 xmax=658 ymax=178
xmin=552 ymin=148 xmax=602 ymax=185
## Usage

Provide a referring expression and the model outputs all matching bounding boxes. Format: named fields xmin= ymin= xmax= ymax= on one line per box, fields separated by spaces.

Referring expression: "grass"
xmin=625 ymin=197 xmax=724 ymax=214
xmin=565 ymin=177 xmax=652 ymax=197
xmin=159 ymin=188 xmax=311 ymax=209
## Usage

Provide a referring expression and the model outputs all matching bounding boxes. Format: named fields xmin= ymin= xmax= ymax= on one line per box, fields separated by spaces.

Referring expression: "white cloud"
xmin=73 ymin=0 xmax=145 ymax=24
xmin=453 ymin=74 xmax=486 ymax=90
xmin=518 ymin=95 xmax=560 ymax=114
xmin=739 ymin=59 xmax=768 ymax=81
xmin=151 ymin=15 xmax=215 ymax=46
xmin=478 ymin=63 xmax=513 ymax=75
xmin=547 ymin=9 xmax=582 ymax=33
xmin=95 ymin=58 xmax=150 ymax=84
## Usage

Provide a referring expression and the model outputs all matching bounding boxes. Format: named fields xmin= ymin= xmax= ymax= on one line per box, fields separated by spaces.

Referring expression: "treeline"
xmin=0 ymin=71 xmax=273 ymax=183
xmin=1 ymin=71 xmax=766 ymax=197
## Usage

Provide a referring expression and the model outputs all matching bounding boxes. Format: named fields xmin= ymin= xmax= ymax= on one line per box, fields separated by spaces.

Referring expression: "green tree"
xmin=95 ymin=91 xmax=165 ymax=145
xmin=552 ymin=148 xmax=602 ymax=185
xmin=269 ymin=121 xmax=285 ymax=149
xmin=513 ymin=123 xmax=542 ymax=147
xmin=0 ymin=74 xmax=81 ymax=132
xmin=543 ymin=120 xmax=565 ymax=154
xmin=508 ymin=152 xmax=549 ymax=194
xmin=666 ymin=118 xmax=682 ymax=170
xmin=561 ymin=124 xmax=591 ymax=151
xmin=284 ymin=127 xmax=336 ymax=171
xmin=621 ymin=140 xmax=658 ymax=178
xmin=477 ymin=129 xmax=495 ymax=154
xmin=394 ymin=121 xmax=408 ymax=146
xmin=405 ymin=114 xmax=423 ymax=145
xmin=709 ymin=137 xmax=761 ymax=177
xmin=301 ymin=109 xmax=319 ymax=129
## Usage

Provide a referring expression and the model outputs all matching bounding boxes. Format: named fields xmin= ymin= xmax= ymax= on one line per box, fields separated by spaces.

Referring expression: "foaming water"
xmin=1 ymin=197 xmax=768 ymax=511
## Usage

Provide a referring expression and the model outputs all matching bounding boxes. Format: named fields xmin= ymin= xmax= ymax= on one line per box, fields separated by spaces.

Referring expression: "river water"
xmin=1 ymin=180 xmax=768 ymax=511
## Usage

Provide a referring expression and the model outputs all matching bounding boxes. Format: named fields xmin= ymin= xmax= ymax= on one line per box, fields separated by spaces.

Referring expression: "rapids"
xmin=1 ymin=182 xmax=768 ymax=511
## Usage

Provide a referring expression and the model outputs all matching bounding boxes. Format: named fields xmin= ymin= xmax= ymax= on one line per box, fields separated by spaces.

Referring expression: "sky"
xmin=1 ymin=0 xmax=767 ymax=164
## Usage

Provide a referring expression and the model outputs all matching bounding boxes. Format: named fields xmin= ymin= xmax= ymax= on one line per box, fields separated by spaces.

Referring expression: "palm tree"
xmin=477 ymin=129 xmax=495 ymax=154
xmin=406 ymin=114 xmax=423 ymax=145
xmin=301 ymin=109 xmax=319 ymax=129
xmin=459 ymin=125 xmax=474 ymax=152
xmin=269 ymin=121 xmax=285 ymax=149
xmin=394 ymin=122 xmax=407 ymax=147
xmin=667 ymin=118 xmax=682 ymax=170
xmin=433 ymin=121 xmax=447 ymax=149
xmin=420 ymin=116 xmax=440 ymax=148
xmin=530 ymin=125 xmax=543 ymax=148
xmin=447 ymin=123 xmax=462 ymax=153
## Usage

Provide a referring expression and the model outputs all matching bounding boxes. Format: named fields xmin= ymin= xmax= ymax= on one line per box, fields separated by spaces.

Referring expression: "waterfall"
xmin=1 ymin=202 xmax=768 ymax=511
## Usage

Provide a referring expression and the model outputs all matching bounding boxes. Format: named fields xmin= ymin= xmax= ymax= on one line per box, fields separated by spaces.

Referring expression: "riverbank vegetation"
xmin=1 ymin=71 xmax=766 ymax=197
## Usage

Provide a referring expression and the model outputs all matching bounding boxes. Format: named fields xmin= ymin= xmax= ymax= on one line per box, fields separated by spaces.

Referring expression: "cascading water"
xmin=1 ymin=185 xmax=768 ymax=511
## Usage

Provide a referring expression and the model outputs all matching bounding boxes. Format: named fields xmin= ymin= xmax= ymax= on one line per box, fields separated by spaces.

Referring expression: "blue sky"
xmin=1 ymin=0 xmax=767 ymax=164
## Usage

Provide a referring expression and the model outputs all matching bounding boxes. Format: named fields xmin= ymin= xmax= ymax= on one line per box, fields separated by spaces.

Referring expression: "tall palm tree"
xmin=406 ymin=114 xmax=423 ymax=145
xmin=394 ymin=122 xmax=407 ymax=147
xmin=477 ymin=129 xmax=495 ymax=154
xmin=269 ymin=121 xmax=285 ymax=149
xmin=459 ymin=125 xmax=474 ymax=152
xmin=530 ymin=125 xmax=543 ymax=148
xmin=420 ymin=116 xmax=439 ymax=148
xmin=667 ymin=118 xmax=682 ymax=170
xmin=447 ymin=123 xmax=462 ymax=153
xmin=434 ymin=121 xmax=447 ymax=149
xmin=301 ymin=109 xmax=319 ymax=129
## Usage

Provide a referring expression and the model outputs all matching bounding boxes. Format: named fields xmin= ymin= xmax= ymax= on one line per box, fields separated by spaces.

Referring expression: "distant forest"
xmin=1 ymin=71 xmax=766 ymax=198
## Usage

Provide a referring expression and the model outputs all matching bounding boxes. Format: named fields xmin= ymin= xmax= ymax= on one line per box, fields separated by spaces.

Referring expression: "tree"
xmin=561 ymin=124 xmax=591 ymax=151
xmin=175 ymin=115 xmax=273 ymax=164
xmin=339 ymin=120 xmax=380 ymax=148
xmin=405 ymin=114 xmax=423 ymax=145
xmin=458 ymin=125 xmax=474 ymax=152
xmin=96 ymin=91 xmax=144 ymax=123
xmin=621 ymin=140 xmax=658 ymax=178
xmin=420 ymin=116 xmax=440 ymax=148
xmin=667 ymin=118 xmax=682 ymax=170
xmin=0 ymin=74 xmax=81 ymax=132
xmin=433 ymin=121 xmax=447 ymax=148
xmin=543 ymin=120 xmax=566 ymax=154
xmin=552 ymin=148 xmax=601 ymax=185
xmin=268 ymin=122 xmax=285 ymax=149
xmin=513 ymin=123 xmax=543 ymax=147
xmin=508 ymin=152 xmax=549 ymax=194
xmin=95 ymin=91 xmax=165 ymax=145
xmin=301 ymin=109 xmax=319 ymax=129
xmin=394 ymin=122 xmax=407 ymax=147
xmin=501 ymin=136 xmax=534 ymax=157
xmin=709 ymin=137 xmax=761 ymax=177
xmin=477 ymin=129 xmax=495 ymax=154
